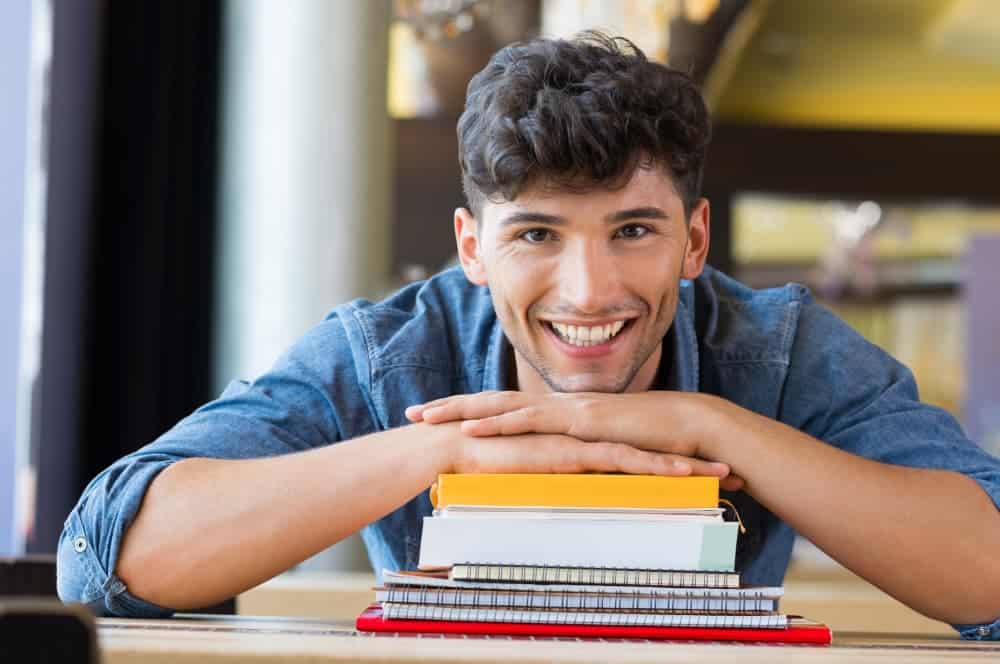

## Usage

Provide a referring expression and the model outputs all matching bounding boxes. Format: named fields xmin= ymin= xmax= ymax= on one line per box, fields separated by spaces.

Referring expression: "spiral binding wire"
xmin=452 ymin=563 xmax=739 ymax=588
xmin=381 ymin=603 xmax=788 ymax=628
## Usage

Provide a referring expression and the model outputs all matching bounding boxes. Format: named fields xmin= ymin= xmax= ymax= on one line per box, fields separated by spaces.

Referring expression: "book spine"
xmin=434 ymin=474 xmax=718 ymax=509
xmin=452 ymin=564 xmax=739 ymax=588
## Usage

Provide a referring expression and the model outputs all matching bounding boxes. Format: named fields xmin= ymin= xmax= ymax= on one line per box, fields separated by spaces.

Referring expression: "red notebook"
xmin=355 ymin=604 xmax=832 ymax=645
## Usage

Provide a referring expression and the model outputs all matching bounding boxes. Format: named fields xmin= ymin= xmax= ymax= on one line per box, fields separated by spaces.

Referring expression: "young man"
xmin=58 ymin=34 xmax=1000 ymax=638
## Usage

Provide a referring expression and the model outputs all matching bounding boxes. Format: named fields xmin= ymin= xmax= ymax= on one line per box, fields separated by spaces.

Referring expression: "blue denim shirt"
xmin=58 ymin=265 xmax=1000 ymax=638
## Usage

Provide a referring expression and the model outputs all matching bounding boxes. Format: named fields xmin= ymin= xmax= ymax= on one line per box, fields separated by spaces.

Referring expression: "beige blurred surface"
xmin=236 ymin=562 xmax=955 ymax=636
xmin=98 ymin=614 xmax=997 ymax=664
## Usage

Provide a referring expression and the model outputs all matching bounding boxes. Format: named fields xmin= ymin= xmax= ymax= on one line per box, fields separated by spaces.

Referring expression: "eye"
xmin=519 ymin=228 xmax=556 ymax=244
xmin=615 ymin=223 xmax=650 ymax=240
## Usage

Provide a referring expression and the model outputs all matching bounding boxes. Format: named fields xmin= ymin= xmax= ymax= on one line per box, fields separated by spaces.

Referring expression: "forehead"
xmin=483 ymin=166 xmax=683 ymax=219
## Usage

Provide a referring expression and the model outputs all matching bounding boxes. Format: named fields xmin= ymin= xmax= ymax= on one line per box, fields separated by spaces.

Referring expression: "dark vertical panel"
xmin=29 ymin=0 xmax=106 ymax=553
xmin=392 ymin=117 xmax=465 ymax=276
xmin=80 ymin=1 xmax=222 ymax=482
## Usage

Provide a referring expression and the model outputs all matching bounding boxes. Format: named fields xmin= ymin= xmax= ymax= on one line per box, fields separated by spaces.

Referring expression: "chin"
xmin=545 ymin=373 xmax=630 ymax=394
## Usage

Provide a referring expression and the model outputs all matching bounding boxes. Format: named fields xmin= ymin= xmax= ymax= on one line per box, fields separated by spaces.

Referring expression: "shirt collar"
xmin=665 ymin=279 xmax=700 ymax=392
xmin=482 ymin=316 xmax=511 ymax=392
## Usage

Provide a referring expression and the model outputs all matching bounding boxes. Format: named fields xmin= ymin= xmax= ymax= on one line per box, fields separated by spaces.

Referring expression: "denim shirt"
xmin=57 ymin=265 xmax=1000 ymax=638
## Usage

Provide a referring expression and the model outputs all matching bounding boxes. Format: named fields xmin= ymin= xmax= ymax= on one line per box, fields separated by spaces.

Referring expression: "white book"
xmin=417 ymin=516 xmax=738 ymax=571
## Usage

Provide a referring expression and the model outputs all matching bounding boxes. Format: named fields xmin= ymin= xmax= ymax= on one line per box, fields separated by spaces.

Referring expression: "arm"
xmin=413 ymin=390 xmax=1000 ymax=625
xmin=115 ymin=423 xmax=448 ymax=610
xmin=409 ymin=307 xmax=1000 ymax=628
xmin=59 ymin=311 xmax=726 ymax=616
xmin=117 ymin=419 xmax=715 ymax=610
xmin=701 ymin=395 xmax=1000 ymax=626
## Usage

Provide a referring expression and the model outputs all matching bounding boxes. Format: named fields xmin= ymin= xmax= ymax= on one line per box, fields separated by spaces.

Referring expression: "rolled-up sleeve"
xmin=781 ymin=300 xmax=1000 ymax=639
xmin=56 ymin=310 xmax=375 ymax=616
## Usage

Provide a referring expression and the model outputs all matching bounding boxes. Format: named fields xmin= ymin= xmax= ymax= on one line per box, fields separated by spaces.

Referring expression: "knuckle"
xmin=519 ymin=405 xmax=540 ymax=420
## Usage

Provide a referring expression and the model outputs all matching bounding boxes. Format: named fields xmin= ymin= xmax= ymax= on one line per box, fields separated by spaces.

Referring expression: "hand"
xmin=408 ymin=390 xmax=706 ymax=454
xmin=423 ymin=421 xmax=723 ymax=479
xmin=410 ymin=393 xmax=744 ymax=490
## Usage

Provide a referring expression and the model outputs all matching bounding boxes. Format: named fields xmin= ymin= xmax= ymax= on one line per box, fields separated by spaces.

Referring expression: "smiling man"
xmin=58 ymin=33 xmax=1000 ymax=638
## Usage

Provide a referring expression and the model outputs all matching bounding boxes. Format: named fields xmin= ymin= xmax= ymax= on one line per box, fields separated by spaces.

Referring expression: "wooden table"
xmin=97 ymin=614 xmax=1000 ymax=663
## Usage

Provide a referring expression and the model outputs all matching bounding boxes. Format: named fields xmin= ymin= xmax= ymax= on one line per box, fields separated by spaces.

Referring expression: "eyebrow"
xmin=499 ymin=207 xmax=670 ymax=227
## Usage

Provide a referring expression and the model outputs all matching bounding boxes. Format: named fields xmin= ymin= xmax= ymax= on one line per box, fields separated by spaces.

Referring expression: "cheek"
xmin=626 ymin=257 xmax=678 ymax=303
xmin=488 ymin=275 xmax=539 ymax=330
xmin=492 ymin=254 xmax=552 ymax=318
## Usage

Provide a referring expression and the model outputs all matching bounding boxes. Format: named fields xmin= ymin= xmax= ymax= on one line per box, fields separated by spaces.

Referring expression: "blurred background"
xmin=2 ymin=0 xmax=999 ymax=582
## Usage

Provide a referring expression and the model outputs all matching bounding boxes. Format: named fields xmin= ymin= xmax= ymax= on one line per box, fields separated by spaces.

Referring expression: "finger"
xmin=597 ymin=448 xmax=730 ymax=479
xmin=680 ymin=459 xmax=731 ymax=478
xmin=580 ymin=443 xmax=695 ymax=477
xmin=422 ymin=391 xmax=524 ymax=424
xmin=459 ymin=407 xmax=564 ymax=438
xmin=404 ymin=394 xmax=476 ymax=421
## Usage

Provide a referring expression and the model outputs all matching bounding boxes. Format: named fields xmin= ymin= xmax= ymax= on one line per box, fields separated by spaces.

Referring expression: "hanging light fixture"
xmin=393 ymin=0 xmax=492 ymax=40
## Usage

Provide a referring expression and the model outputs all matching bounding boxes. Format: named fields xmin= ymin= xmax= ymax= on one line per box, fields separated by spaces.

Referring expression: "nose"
xmin=557 ymin=238 xmax=617 ymax=314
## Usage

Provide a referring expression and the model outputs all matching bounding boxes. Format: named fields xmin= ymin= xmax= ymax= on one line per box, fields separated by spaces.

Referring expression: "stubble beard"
xmin=510 ymin=323 xmax=664 ymax=394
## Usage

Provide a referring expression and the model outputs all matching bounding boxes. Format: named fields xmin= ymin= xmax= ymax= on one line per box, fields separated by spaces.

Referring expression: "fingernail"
xmin=673 ymin=460 xmax=691 ymax=473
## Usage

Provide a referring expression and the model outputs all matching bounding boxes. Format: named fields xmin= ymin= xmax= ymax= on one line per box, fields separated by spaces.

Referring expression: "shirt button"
xmin=73 ymin=537 xmax=88 ymax=553
xmin=977 ymin=626 xmax=991 ymax=638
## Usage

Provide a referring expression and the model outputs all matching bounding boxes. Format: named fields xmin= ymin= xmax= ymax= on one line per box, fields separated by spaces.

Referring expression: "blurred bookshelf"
xmin=732 ymin=193 xmax=1000 ymax=419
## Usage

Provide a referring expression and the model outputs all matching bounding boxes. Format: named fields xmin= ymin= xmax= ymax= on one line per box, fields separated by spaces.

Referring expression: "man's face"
xmin=455 ymin=167 xmax=710 ymax=394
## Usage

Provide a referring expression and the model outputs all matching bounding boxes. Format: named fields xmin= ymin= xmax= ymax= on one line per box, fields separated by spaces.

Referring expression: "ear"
xmin=454 ymin=207 xmax=488 ymax=286
xmin=682 ymin=198 xmax=711 ymax=280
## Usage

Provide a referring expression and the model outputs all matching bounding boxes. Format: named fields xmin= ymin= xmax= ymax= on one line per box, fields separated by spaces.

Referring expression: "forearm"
xmin=702 ymin=397 xmax=1000 ymax=625
xmin=116 ymin=422 xmax=452 ymax=610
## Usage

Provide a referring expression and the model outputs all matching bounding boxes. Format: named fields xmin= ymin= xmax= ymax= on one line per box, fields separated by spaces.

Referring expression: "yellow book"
xmin=429 ymin=474 xmax=718 ymax=510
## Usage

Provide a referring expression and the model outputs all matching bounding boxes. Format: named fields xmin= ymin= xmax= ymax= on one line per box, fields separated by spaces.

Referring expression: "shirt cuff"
xmin=955 ymin=616 xmax=1000 ymax=640
xmin=58 ymin=508 xmax=175 ymax=618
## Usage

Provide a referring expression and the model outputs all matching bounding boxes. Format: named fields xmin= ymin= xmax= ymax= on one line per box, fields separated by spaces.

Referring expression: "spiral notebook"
xmin=448 ymin=564 xmax=741 ymax=588
xmin=375 ymin=587 xmax=780 ymax=613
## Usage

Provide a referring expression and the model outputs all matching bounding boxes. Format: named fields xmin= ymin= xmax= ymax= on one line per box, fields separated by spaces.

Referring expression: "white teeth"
xmin=548 ymin=320 xmax=629 ymax=347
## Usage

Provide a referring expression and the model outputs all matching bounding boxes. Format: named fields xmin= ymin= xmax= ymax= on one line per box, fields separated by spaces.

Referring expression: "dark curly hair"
xmin=458 ymin=32 xmax=711 ymax=220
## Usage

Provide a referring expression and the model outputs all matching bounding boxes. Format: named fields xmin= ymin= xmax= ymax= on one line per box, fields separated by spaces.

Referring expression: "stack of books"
xmin=356 ymin=474 xmax=831 ymax=644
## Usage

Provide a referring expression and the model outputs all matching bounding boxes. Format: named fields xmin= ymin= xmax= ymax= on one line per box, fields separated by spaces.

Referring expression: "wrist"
xmin=680 ymin=392 xmax=733 ymax=462
xmin=419 ymin=421 xmax=463 ymax=475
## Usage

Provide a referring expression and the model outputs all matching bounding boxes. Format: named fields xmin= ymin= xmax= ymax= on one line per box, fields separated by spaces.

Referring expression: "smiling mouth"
xmin=543 ymin=319 xmax=635 ymax=347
